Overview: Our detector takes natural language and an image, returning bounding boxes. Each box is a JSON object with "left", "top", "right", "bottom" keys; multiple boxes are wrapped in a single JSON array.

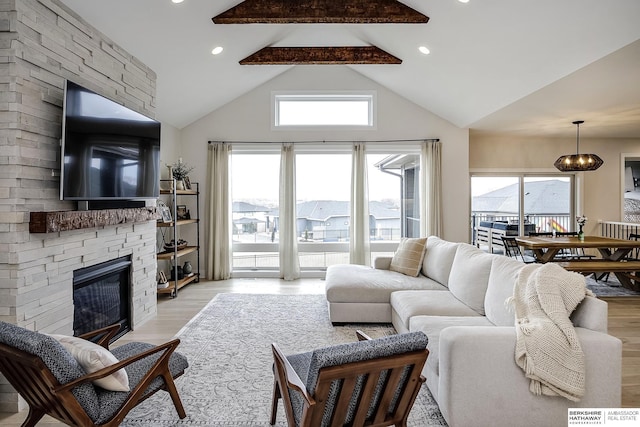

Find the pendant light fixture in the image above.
[{"left": 554, "top": 120, "right": 604, "bottom": 172}]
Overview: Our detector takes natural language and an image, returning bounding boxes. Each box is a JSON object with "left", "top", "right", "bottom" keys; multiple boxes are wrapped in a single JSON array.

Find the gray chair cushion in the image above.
[
  {"left": 97, "top": 342, "right": 189, "bottom": 424},
  {"left": 0, "top": 323, "right": 189, "bottom": 425},
  {"left": 285, "top": 331, "right": 428, "bottom": 426},
  {"left": 0, "top": 321, "right": 100, "bottom": 422}
]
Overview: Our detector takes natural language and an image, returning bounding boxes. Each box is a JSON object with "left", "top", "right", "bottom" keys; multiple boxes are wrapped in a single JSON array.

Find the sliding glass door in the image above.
[{"left": 471, "top": 174, "right": 575, "bottom": 250}]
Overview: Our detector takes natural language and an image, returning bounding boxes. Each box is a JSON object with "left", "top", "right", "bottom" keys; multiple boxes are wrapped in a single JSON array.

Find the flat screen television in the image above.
[{"left": 60, "top": 80, "right": 160, "bottom": 203}]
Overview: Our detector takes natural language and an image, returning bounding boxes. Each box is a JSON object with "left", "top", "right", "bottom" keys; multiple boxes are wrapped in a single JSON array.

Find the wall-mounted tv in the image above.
[{"left": 60, "top": 80, "right": 160, "bottom": 203}]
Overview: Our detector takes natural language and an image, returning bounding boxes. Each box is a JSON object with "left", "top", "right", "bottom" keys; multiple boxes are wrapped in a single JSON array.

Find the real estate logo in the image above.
[{"left": 568, "top": 409, "right": 639, "bottom": 426}]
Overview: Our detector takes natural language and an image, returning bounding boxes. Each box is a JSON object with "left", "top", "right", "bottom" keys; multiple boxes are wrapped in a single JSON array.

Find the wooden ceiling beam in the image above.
[
  {"left": 213, "top": 0, "right": 428, "bottom": 24},
  {"left": 239, "top": 46, "right": 402, "bottom": 65}
]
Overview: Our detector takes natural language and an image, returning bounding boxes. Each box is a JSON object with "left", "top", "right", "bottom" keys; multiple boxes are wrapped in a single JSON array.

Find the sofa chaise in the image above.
[{"left": 324, "top": 236, "right": 622, "bottom": 427}]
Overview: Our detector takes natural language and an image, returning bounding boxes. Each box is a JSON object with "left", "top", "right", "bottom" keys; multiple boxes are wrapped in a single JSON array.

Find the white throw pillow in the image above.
[
  {"left": 422, "top": 236, "right": 459, "bottom": 286},
  {"left": 49, "top": 334, "right": 130, "bottom": 392},
  {"left": 390, "top": 237, "right": 427, "bottom": 277},
  {"left": 485, "top": 256, "right": 529, "bottom": 326},
  {"left": 447, "top": 243, "right": 494, "bottom": 315}
]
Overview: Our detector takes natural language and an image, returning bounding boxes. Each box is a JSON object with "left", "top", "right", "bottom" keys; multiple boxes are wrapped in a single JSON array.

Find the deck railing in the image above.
[
  {"left": 599, "top": 221, "right": 640, "bottom": 239},
  {"left": 471, "top": 213, "right": 572, "bottom": 246}
]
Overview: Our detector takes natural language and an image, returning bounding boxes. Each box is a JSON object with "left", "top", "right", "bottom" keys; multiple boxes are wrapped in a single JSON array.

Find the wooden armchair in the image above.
[
  {"left": 0, "top": 322, "right": 188, "bottom": 427},
  {"left": 270, "top": 330, "right": 429, "bottom": 427}
]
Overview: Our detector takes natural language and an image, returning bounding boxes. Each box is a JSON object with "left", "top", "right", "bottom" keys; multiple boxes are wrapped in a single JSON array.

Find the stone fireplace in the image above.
[{"left": 0, "top": 0, "right": 159, "bottom": 412}]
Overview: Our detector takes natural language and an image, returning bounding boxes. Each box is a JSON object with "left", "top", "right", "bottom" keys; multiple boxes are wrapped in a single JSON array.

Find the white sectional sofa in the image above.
[{"left": 324, "top": 236, "right": 622, "bottom": 427}]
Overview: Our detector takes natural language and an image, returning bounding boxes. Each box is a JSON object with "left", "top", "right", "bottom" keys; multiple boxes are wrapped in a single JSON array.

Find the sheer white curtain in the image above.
[
  {"left": 279, "top": 144, "right": 300, "bottom": 280},
  {"left": 421, "top": 140, "right": 443, "bottom": 237},
  {"left": 206, "top": 143, "right": 232, "bottom": 280},
  {"left": 350, "top": 143, "right": 371, "bottom": 265}
]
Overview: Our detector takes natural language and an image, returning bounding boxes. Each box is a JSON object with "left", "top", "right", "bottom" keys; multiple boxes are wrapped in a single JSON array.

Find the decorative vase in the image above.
[
  {"left": 175, "top": 180, "right": 185, "bottom": 190},
  {"left": 170, "top": 265, "right": 183, "bottom": 281},
  {"left": 578, "top": 225, "right": 585, "bottom": 241},
  {"left": 182, "top": 261, "right": 193, "bottom": 275},
  {"left": 166, "top": 166, "right": 174, "bottom": 190}
]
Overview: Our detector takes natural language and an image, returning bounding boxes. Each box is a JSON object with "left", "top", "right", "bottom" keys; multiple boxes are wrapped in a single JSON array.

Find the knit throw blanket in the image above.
[{"left": 510, "top": 263, "right": 594, "bottom": 401}]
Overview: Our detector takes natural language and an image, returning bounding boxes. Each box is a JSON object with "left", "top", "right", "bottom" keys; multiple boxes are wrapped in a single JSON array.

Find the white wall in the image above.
[
  {"left": 160, "top": 122, "right": 182, "bottom": 180},
  {"left": 176, "top": 66, "right": 469, "bottom": 276}
]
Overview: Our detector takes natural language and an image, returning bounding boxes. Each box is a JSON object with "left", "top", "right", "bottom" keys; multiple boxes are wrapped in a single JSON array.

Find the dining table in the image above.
[{"left": 515, "top": 235, "right": 640, "bottom": 291}]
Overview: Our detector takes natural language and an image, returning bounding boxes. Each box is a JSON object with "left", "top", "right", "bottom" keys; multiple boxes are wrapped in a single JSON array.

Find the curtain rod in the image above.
[{"left": 208, "top": 138, "right": 439, "bottom": 144}]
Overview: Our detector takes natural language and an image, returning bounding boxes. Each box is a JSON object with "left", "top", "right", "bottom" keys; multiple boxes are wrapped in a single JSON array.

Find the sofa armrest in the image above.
[
  {"left": 571, "top": 295, "right": 607, "bottom": 333},
  {"left": 436, "top": 326, "right": 621, "bottom": 427},
  {"left": 374, "top": 256, "right": 392, "bottom": 270}
]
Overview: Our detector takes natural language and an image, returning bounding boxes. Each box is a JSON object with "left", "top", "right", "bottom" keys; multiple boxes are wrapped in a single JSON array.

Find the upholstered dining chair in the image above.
[
  {"left": 270, "top": 330, "right": 429, "bottom": 427},
  {"left": 0, "top": 322, "right": 188, "bottom": 427}
]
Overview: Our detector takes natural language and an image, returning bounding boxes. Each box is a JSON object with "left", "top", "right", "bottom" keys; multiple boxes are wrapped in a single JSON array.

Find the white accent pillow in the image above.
[
  {"left": 447, "top": 243, "right": 494, "bottom": 315},
  {"left": 422, "top": 236, "right": 459, "bottom": 286},
  {"left": 389, "top": 237, "right": 427, "bottom": 277},
  {"left": 49, "top": 334, "right": 130, "bottom": 392}
]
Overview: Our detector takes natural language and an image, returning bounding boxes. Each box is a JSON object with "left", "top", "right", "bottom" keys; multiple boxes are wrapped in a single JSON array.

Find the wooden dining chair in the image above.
[
  {"left": 270, "top": 331, "right": 429, "bottom": 427},
  {"left": 0, "top": 322, "right": 188, "bottom": 427}
]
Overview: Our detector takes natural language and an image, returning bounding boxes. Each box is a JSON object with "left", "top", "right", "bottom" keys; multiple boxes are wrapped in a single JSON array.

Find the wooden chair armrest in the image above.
[
  {"left": 271, "top": 343, "right": 315, "bottom": 406},
  {"left": 56, "top": 339, "right": 181, "bottom": 392},
  {"left": 77, "top": 324, "right": 121, "bottom": 349},
  {"left": 356, "top": 330, "right": 373, "bottom": 341}
]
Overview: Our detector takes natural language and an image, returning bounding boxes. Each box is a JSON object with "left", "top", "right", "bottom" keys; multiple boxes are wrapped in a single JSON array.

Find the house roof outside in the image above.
[
  {"left": 472, "top": 179, "right": 569, "bottom": 214},
  {"left": 269, "top": 200, "right": 400, "bottom": 221},
  {"left": 234, "top": 217, "right": 265, "bottom": 225},
  {"left": 232, "top": 201, "right": 271, "bottom": 213}
]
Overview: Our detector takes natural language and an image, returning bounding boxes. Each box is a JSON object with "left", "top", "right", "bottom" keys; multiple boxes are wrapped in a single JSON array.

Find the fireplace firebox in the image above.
[{"left": 73, "top": 256, "right": 132, "bottom": 341}]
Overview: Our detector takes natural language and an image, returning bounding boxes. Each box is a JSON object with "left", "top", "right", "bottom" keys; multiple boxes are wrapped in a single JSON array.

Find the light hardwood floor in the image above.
[{"left": 1, "top": 279, "right": 638, "bottom": 426}]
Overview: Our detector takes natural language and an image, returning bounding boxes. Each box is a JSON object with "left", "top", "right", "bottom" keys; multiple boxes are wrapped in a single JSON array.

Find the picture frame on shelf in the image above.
[
  {"left": 177, "top": 205, "right": 188, "bottom": 220},
  {"left": 158, "top": 200, "right": 172, "bottom": 223},
  {"left": 183, "top": 176, "right": 191, "bottom": 190}
]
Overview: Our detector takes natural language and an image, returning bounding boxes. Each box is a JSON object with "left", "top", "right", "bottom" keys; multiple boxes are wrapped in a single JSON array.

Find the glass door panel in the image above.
[
  {"left": 524, "top": 176, "right": 572, "bottom": 234},
  {"left": 231, "top": 153, "right": 280, "bottom": 270},
  {"left": 471, "top": 176, "right": 519, "bottom": 252}
]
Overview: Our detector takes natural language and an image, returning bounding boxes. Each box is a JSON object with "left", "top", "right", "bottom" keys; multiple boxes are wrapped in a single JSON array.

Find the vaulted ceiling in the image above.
[{"left": 58, "top": 0, "right": 640, "bottom": 138}]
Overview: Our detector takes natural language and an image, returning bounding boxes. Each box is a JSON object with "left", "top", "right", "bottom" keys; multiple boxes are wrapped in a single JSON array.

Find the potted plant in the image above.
[{"left": 168, "top": 159, "right": 194, "bottom": 190}]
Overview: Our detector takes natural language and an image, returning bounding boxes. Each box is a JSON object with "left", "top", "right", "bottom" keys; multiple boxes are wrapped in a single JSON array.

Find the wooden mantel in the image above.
[{"left": 29, "top": 207, "right": 159, "bottom": 233}]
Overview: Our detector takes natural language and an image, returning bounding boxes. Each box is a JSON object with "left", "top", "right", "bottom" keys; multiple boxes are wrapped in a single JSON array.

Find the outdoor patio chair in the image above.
[
  {"left": 0, "top": 322, "right": 188, "bottom": 427},
  {"left": 501, "top": 236, "right": 536, "bottom": 263},
  {"left": 270, "top": 330, "right": 429, "bottom": 427}
]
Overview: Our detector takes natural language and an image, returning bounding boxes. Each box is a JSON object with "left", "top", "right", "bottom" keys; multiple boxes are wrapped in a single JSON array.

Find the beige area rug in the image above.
[{"left": 121, "top": 293, "right": 447, "bottom": 426}]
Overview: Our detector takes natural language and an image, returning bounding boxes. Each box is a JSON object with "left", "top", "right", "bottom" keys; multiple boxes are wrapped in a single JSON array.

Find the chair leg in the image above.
[
  {"left": 163, "top": 373, "right": 187, "bottom": 419},
  {"left": 21, "top": 407, "right": 45, "bottom": 427},
  {"left": 270, "top": 379, "right": 281, "bottom": 425}
]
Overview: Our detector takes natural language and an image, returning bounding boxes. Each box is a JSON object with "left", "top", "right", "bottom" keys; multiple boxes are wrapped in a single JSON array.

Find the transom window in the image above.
[{"left": 273, "top": 93, "right": 375, "bottom": 127}]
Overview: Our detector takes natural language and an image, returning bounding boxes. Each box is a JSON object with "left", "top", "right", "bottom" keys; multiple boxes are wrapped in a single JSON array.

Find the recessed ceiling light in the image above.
[
  {"left": 458, "top": 0, "right": 470, "bottom": 3},
  {"left": 211, "top": 46, "right": 224, "bottom": 55},
  {"left": 418, "top": 46, "right": 430, "bottom": 55},
  {"left": 172, "top": 0, "right": 184, "bottom": 4}
]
